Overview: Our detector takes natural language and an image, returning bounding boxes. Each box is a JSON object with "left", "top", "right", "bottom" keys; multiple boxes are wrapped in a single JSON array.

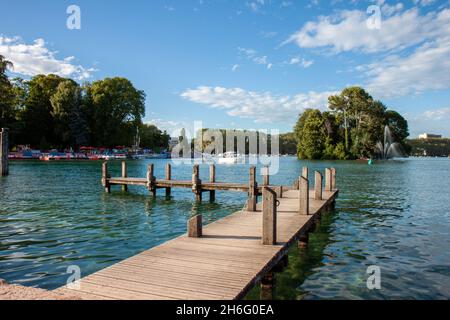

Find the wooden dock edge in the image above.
[{"left": 234, "top": 189, "right": 339, "bottom": 300}]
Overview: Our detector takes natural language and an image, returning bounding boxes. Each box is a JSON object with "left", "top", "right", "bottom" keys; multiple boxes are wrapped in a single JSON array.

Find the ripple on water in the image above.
[{"left": 1, "top": 158, "right": 450, "bottom": 299}]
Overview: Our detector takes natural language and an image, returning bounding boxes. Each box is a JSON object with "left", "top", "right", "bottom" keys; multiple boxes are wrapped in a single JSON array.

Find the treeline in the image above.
[
  {"left": 294, "top": 87, "right": 410, "bottom": 160},
  {"left": 194, "top": 129, "right": 274, "bottom": 154},
  {"left": 192, "top": 129, "right": 300, "bottom": 155},
  {"left": 408, "top": 138, "right": 450, "bottom": 157},
  {"left": 0, "top": 55, "right": 169, "bottom": 150}
]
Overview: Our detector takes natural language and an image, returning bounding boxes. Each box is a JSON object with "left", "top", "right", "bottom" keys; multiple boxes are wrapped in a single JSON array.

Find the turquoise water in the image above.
[{"left": 0, "top": 157, "right": 449, "bottom": 299}]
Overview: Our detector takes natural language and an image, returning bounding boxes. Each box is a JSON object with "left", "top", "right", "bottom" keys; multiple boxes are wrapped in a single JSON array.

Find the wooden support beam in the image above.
[
  {"left": 274, "top": 186, "right": 283, "bottom": 199},
  {"left": 121, "top": 161, "right": 128, "bottom": 192},
  {"left": 209, "top": 164, "right": 216, "bottom": 202},
  {"left": 260, "top": 272, "right": 274, "bottom": 300},
  {"left": 165, "top": 163, "right": 172, "bottom": 197},
  {"left": 325, "top": 168, "right": 332, "bottom": 191},
  {"left": 102, "top": 162, "right": 110, "bottom": 193},
  {"left": 298, "top": 232, "right": 309, "bottom": 249},
  {"left": 263, "top": 166, "right": 270, "bottom": 186},
  {"left": 0, "top": 128, "right": 9, "bottom": 177},
  {"left": 314, "top": 171, "right": 323, "bottom": 200},
  {"left": 147, "top": 164, "right": 156, "bottom": 196},
  {"left": 262, "top": 187, "right": 277, "bottom": 245},
  {"left": 192, "top": 165, "right": 202, "bottom": 202},
  {"left": 294, "top": 166, "right": 308, "bottom": 190},
  {"left": 247, "top": 166, "right": 257, "bottom": 212},
  {"left": 331, "top": 168, "right": 336, "bottom": 190},
  {"left": 299, "top": 176, "right": 309, "bottom": 215},
  {"left": 272, "top": 255, "right": 289, "bottom": 273},
  {"left": 187, "top": 214, "right": 202, "bottom": 238},
  {"left": 302, "top": 166, "right": 309, "bottom": 179}
]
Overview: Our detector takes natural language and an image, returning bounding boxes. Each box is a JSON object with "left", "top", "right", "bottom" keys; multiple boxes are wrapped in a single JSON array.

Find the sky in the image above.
[{"left": 1, "top": 0, "right": 450, "bottom": 138}]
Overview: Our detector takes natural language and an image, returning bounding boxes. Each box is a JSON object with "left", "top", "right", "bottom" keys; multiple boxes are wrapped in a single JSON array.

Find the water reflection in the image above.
[{"left": 0, "top": 158, "right": 449, "bottom": 299}]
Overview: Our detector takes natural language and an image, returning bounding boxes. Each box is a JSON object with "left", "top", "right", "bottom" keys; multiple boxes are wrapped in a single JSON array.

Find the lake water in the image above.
[{"left": 0, "top": 157, "right": 449, "bottom": 299}]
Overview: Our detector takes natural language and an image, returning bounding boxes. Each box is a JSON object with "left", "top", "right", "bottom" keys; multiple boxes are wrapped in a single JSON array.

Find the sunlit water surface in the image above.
[{"left": 0, "top": 157, "right": 449, "bottom": 299}]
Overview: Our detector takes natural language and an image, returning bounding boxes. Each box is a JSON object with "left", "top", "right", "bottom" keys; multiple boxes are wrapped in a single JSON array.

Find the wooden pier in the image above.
[
  {"left": 0, "top": 128, "right": 8, "bottom": 176},
  {"left": 55, "top": 163, "right": 338, "bottom": 300}
]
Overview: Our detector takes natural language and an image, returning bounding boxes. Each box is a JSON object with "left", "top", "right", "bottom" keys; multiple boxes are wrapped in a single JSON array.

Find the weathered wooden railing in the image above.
[
  {"left": 60, "top": 164, "right": 338, "bottom": 300},
  {"left": 187, "top": 165, "right": 337, "bottom": 247},
  {"left": 102, "top": 162, "right": 275, "bottom": 207}
]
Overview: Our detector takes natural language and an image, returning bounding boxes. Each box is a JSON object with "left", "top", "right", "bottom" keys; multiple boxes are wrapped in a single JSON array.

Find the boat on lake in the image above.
[{"left": 215, "top": 151, "right": 245, "bottom": 164}]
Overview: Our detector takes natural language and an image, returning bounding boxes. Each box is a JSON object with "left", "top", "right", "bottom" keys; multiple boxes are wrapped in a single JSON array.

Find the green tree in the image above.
[
  {"left": 0, "top": 55, "right": 15, "bottom": 129},
  {"left": 329, "top": 87, "right": 389, "bottom": 158},
  {"left": 294, "top": 109, "right": 326, "bottom": 159},
  {"left": 294, "top": 87, "right": 409, "bottom": 160},
  {"left": 83, "top": 77, "right": 145, "bottom": 147},
  {"left": 139, "top": 124, "right": 169, "bottom": 150},
  {"left": 329, "top": 87, "right": 374, "bottom": 152},
  {"left": 279, "top": 132, "right": 297, "bottom": 155},
  {"left": 50, "top": 80, "right": 89, "bottom": 148},
  {"left": 21, "top": 74, "right": 67, "bottom": 147},
  {"left": 385, "top": 110, "right": 409, "bottom": 143}
]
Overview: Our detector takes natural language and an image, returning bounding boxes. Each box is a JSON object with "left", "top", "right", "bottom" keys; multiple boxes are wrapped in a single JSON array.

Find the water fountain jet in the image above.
[{"left": 375, "top": 126, "right": 404, "bottom": 160}]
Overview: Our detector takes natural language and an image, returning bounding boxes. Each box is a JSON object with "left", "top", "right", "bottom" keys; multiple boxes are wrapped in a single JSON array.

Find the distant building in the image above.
[{"left": 419, "top": 133, "right": 442, "bottom": 139}]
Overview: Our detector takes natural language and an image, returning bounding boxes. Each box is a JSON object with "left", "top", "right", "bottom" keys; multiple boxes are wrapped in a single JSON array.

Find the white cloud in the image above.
[
  {"left": 284, "top": 7, "right": 450, "bottom": 98},
  {"left": 289, "top": 57, "right": 314, "bottom": 68},
  {"left": 238, "top": 47, "right": 273, "bottom": 69},
  {"left": 381, "top": 2, "right": 404, "bottom": 16},
  {"left": 365, "top": 36, "right": 450, "bottom": 97},
  {"left": 0, "top": 36, "right": 95, "bottom": 80},
  {"left": 413, "top": 0, "right": 436, "bottom": 7},
  {"left": 284, "top": 7, "right": 448, "bottom": 54},
  {"left": 231, "top": 64, "right": 240, "bottom": 72},
  {"left": 146, "top": 118, "right": 193, "bottom": 138},
  {"left": 423, "top": 107, "right": 450, "bottom": 120},
  {"left": 363, "top": 9, "right": 450, "bottom": 97},
  {"left": 180, "top": 86, "right": 337, "bottom": 123},
  {"left": 408, "top": 107, "right": 450, "bottom": 137}
]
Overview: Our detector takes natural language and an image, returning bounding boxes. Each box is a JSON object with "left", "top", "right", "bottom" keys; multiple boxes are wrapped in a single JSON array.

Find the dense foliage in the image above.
[
  {"left": 279, "top": 132, "right": 297, "bottom": 155},
  {"left": 0, "top": 55, "right": 168, "bottom": 150},
  {"left": 294, "top": 87, "right": 410, "bottom": 160},
  {"left": 408, "top": 138, "right": 450, "bottom": 157}
]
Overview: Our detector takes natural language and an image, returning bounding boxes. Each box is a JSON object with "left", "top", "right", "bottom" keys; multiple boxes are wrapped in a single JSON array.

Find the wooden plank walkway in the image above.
[{"left": 55, "top": 184, "right": 338, "bottom": 300}]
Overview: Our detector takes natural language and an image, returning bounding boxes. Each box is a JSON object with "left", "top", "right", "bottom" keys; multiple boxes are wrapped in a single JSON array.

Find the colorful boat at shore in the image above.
[
  {"left": 39, "top": 152, "right": 89, "bottom": 161},
  {"left": 8, "top": 150, "right": 42, "bottom": 160}
]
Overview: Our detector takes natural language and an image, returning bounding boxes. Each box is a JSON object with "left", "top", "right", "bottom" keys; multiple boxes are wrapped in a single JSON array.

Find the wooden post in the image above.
[
  {"left": 331, "top": 168, "right": 336, "bottom": 190},
  {"left": 294, "top": 166, "right": 308, "bottom": 189},
  {"left": 147, "top": 164, "right": 156, "bottom": 197},
  {"left": 165, "top": 163, "right": 171, "bottom": 197},
  {"left": 298, "top": 233, "right": 309, "bottom": 249},
  {"left": 192, "top": 165, "right": 202, "bottom": 202},
  {"left": 263, "top": 166, "right": 270, "bottom": 186},
  {"left": 274, "top": 186, "right": 283, "bottom": 199},
  {"left": 209, "top": 164, "right": 216, "bottom": 202},
  {"left": 247, "top": 166, "right": 257, "bottom": 212},
  {"left": 325, "top": 168, "right": 332, "bottom": 191},
  {"left": 188, "top": 214, "right": 202, "bottom": 238},
  {"left": 299, "top": 176, "right": 309, "bottom": 215},
  {"left": 0, "top": 128, "right": 9, "bottom": 176},
  {"left": 121, "top": 161, "right": 128, "bottom": 192},
  {"left": 260, "top": 272, "right": 274, "bottom": 300},
  {"left": 102, "top": 162, "right": 110, "bottom": 193},
  {"left": 314, "top": 171, "right": 323, "bottom": 200},
  {"left": 302, "top": 166, "right": 308, "bottom": 179},
  {"left": 262, "top": 187, "right": 277, "bottom": 245}
]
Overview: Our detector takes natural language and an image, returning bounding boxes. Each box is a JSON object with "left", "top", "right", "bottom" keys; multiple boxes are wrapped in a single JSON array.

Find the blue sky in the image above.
[{"left": 1, "top": 0, "right": 450, "bottom": 137}]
